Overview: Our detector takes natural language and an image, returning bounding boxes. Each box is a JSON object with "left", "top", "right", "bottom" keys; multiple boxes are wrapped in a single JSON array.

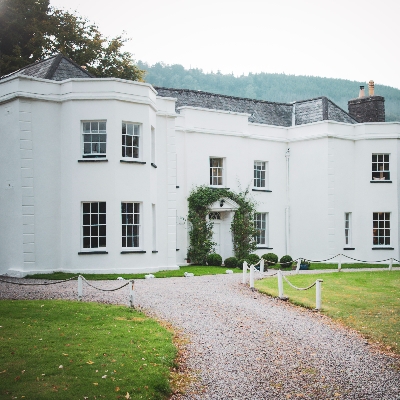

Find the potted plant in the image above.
[{"left": 299, "top": 259, "right": 310, "bottom": 270}]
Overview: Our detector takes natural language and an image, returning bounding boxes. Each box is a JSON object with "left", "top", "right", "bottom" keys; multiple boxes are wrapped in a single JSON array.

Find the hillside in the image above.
[{"left": 137, "top": 61, "right": 400, "bottom": 122}]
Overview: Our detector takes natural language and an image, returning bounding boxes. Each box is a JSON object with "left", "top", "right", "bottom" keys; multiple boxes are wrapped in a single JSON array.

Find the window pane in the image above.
[
  {"left": 83, "top": 122, "right": 91, "bottom": 133},
  {"left": 91, "top": 122, "right": 98, "bottom": 132},
  {"left": 91, "top": 237, "right": 98, "bottom": 248},
  {"left": 127, "top": 124, "right": 133, "bottom": 136},
  {"left": 99, "top": 122, "right": 106, "bottom": 132},
  {"left": 99, "top": 202, "right": 106, "bottom": 213}
]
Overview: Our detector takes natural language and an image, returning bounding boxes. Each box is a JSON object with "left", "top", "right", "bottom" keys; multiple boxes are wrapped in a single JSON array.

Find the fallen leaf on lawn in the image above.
[
  {"left": 115, "top": 386, "right": 120, "bottom": 392},
  {"left": 93, "top": 382, "right": 98, "bottom": 386},
  {"left": 15, "top": 376, "right": 20, "bottom": 381},
  {"left": 125, "top": 392, "right": 130, "bottom": 399},
  {"left": 86, "top": 361, "right": 94, "bottom": 365},
  {"left": 21, "top": 370, "right": 25, "bottom": 374},
  {"left": 59, "top": 365, "right": 63, "bottom": 369},
  {"left": 0, "top": 370, "right": 6, "bottom": 374},
  {"left": 102, "top": 375, "right": 107, "bottom": 379},
  {"left": 62, "top": 353, "right": 68, "bottom": 356}
]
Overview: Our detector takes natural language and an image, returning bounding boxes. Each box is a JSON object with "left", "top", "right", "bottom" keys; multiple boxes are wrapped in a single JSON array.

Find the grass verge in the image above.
[
  {"left": 25, "top": 266, "right": 241, "bottom": 281},
  {"left": 255, "top": 271, "right": 400, "bottom": 354},
  {"left": 0, "top": 300, "right": 177, "bottom": 399}
]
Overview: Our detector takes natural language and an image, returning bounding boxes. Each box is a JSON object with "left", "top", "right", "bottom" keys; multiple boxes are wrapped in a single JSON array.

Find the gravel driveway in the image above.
[{"left": 1, "top": 272, "right": 399, "bottom": 399}]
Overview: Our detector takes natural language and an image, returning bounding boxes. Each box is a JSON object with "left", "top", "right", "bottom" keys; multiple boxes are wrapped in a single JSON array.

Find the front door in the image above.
[{"left": 212, "top": 222, "right": 221, "bottom": 255}]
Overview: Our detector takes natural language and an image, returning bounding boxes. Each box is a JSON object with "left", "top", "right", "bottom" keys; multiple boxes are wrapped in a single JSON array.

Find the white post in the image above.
[
  {"left": 78, "top": 275, "right": 83, "bottom": 301},
  {"left": 277, "top": 270, "right": 284, "bottom": 299},
  {"left": 260, "top": 258, "right": 264, "bottom": 273},
  {"left": 249, "top": 264, "right": 255, "bottom": 289},
  {"left": 129, "top": 280, "right": 134, "bottom": 308},
  {"left": 389, "top": 258, "right": 393, "bottom": 271},
  {"left": 242, "top": 261, "right": 248, "bottom": 284},
  {"left": 315, "top": 279, "right": 323, "bottom": 310},
  {"left": 338, "top": 254, "right": 342, "bottom": 272},
  {"left": 296, "top": 259, "right": 301, "bottom": 274}
]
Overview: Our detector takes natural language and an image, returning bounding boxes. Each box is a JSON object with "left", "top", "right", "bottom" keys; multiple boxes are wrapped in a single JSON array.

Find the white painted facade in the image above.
[{"left": 1, "top": 75, "right": 399, "bottom": 276}]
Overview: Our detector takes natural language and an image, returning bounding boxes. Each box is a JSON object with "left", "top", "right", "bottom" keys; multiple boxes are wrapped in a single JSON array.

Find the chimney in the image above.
[
  {"left": 348, "top": 81, "right": 385, "bottom": 123},
  {"left": 369, "top": 80, "right": 374, "bottom": 96}
]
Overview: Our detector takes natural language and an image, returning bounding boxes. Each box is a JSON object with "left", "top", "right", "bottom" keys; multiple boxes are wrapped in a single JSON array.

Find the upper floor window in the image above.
[
  {"left": 82, "top": 121, "right": 106, "bottom": 158},
  {"left": 344, "top": 212, "right": 352, "bottom": 247},
  {"left": 254, "top": 161, "right": 266, "bottom": 188},
  {"left": 254, "top": 212, "right": 268, "bottom": 246},
  {"left": 122, "top": 123, "right": 140, "bottom": 159},
  {"left": 372, "top": 154, "right": 390, "bottom": 180},
  {"left": 373, "top": 212, "right": 390, "bottom": 246},
  {"left": 210, "top": 157, "right": 224, "bottom": 186},
  {"left": 121, "top": 202, "right": 140, "bottom": 248},
  {"left": 82, "top": 202, "right": 106, "bottom": 249}
]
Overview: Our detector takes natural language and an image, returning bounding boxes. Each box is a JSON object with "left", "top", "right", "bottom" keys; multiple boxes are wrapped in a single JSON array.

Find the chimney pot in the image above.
[
  {"left": 359, "top": 86, "right": 365, "bottom": 98},
  {"left": 369, "top": 80, "right": 375, "bottom": 96}
]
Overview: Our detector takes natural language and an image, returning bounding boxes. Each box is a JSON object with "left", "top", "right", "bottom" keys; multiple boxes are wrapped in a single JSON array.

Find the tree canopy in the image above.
[{"left": 0, "top": 0, "right": 145, "bottom": 81}]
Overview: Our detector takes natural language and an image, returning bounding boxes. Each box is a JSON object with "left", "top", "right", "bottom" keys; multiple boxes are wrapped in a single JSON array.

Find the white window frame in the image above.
[
  {"left": 254, "top": 212, "right": 268, "bottom": 247},
  {"left": 344, "top": 212, "right": 352, "bottom": 247},
  {"left": 121, "top": 202, "right": 141, "bottom": 249},
  {"left": 372, "top": 154, "right": 390, "bottom": 181},
  {"left": 373, "top": 212, "right": 390, "bottom": 246},
  {"left": 210, "top": 157, "right": 224, "bottom": 187},
  {"left": 82, "top": 121, "right": 107, "bottom": 158},
  {"left": 254, "top": 161, "right": 267, "bottom": 188},
  {"left": 82, "top": 201, "right": 106, "bottom": 249},
  {"left": 122, "top": 122, "right": 141, "bottom": 160}
]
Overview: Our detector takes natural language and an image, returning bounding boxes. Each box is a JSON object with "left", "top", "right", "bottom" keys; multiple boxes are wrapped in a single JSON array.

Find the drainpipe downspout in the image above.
[{"left": 285, "top": 148, "right": 290, "bottom": 255}]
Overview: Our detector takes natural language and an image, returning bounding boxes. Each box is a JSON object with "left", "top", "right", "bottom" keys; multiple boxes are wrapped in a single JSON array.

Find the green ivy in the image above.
[{"left": 187, "top": 186, "right": 257, "bottom": 264}]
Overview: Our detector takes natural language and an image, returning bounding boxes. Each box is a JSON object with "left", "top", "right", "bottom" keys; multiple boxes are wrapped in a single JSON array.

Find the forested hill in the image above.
[{"left": 137, "top": 61, "right": 400, "bottom": 122}]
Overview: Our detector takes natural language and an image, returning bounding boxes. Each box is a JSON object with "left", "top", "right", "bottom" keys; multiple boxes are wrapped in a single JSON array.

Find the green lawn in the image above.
[
  {"left": 266, "top": 262, "right": 397, "bottom": 270},
  {"left": 255, "top": 271, "right": 400, "bottom": 354},
  {"left": 25, "top": 266, "right": 241, "bottom": 281},
  {"left": 0, "top": 300, "right": 177, "bottom": 399}
]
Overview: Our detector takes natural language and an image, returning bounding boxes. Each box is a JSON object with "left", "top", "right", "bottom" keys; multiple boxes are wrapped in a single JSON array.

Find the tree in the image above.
[
  {"left": 0, "top": 0, "right": 145, "bottom": 81},
  {"left": 0, "top": 0, "right": 51, "bottom": 75}
]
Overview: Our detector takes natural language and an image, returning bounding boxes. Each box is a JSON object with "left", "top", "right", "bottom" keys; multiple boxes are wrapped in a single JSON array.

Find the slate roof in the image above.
[
  {"left": 155, "top": 87, "right": 359, "bottom": 126},
  {"left": 1, "top": 53, "right": 93, "bottom": 81}
]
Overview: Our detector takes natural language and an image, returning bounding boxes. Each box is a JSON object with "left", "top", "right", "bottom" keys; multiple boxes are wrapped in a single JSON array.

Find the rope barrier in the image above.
[
  {"left": 282, "top": 275, "right": 317, "bottom": 291},
  {"left": 0, "top": 276, "right": 78, "bottom": 286},
  {"left": 81, "top": 276, "right": 130, "bottom": 292}
]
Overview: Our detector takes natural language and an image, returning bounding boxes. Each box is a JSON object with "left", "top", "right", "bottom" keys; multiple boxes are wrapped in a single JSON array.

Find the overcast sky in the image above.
[{"left": 50, "top": 0, "right": 400, "bottom": 89}]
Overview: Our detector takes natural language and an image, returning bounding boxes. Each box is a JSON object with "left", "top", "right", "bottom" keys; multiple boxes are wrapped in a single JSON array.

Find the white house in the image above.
[{"left": 1, "top": 54, "right": 399, "bottom": 276}]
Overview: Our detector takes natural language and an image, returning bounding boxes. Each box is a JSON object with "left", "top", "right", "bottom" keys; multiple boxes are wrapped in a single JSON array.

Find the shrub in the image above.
[
  {"left": 262, "top": 253, "right": 278, "bottom": 266},
  {"left": 247, "top": 253, "right": 260, "bottom": 265},
  {"left": 279, "top": 255, "right": 293, "bottom": 269},
  {"left": 207, "top": 253, "right": 222, "bottom": 266},
  {"left": 237, "top": 258, "right": 249, "bottom": 269},
  {"left": 224, "top": 257, "right": 238, "bottom": 269}
]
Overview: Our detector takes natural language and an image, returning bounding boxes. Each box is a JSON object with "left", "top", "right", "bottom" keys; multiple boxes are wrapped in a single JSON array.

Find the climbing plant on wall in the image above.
[{"left": 187, "top": 185, "right": 257, "bottom": 264}]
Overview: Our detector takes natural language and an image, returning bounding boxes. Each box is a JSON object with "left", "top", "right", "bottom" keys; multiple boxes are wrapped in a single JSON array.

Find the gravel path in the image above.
[{"left": 1, "top": 272, "right": 399, "bottom": 399}]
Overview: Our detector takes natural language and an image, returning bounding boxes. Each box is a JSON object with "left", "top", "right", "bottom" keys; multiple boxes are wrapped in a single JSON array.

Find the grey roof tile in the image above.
[{"left": 1, "top": 54, "right": 93, "bottom": 81}]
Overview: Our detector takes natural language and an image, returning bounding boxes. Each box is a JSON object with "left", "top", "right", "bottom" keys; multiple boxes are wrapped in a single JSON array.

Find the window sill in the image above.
[
  {"left": 343, "top": 247, "right": 355, "bottom": 250},
  {"left": 257, "top": 247, "right": 273, "bottom": 249},
  {"left": 370, "top": 180, "right": 392, "bottom": 183},
  {"left": 209, "top": 186, "right": 230, "bottom": 190},
  {"left": 252, "top": 189, "right": 272, "bottom": 192},
  {"left": 78, "top": 159, "right": 108, "bottom": 163},
  {"left": 120, "top": 160, "right": 146, "bottom": 164},
  {"left": 121, "top": 250, "right": 146, "bottom": 254},
  {"left": 152, "top": 250, "right": 158, "bottom": 253},
  {"left": 151, "top": 163, "right": 157, "bottom": 168},
  {"left": 372, "top": 247, "right": 394, "bottom": 250},
  {"left": 78, "top": 251, "right": 108, "bottom": 254}
]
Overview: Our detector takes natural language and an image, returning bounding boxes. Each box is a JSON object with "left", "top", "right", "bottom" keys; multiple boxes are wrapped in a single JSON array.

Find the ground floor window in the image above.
[
  {"left": 122, "top": 202, "right": 140, "bottom": 248},
  {"left": 254, "top": 212, "right": 268, "bottom": 246},
  {"left": 82, "top": 202, "right": 106, "bottom": 248},
  {"left": 373, "top": 212, "right": 390, "bottom": 246}
]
